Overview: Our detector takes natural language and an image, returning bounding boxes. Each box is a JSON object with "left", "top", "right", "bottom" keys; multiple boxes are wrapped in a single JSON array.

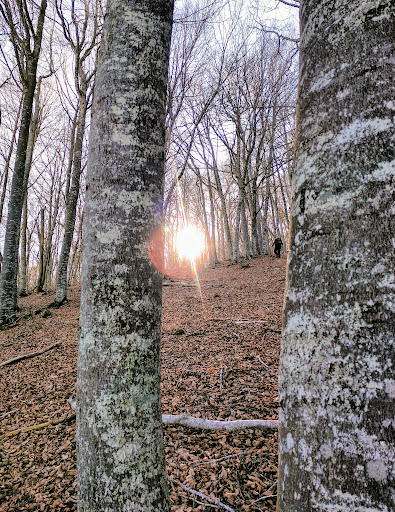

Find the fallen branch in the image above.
[
  {"left": 0, "top": 342, "right": 61, "bottom": 367},
  {"left": 0, "top": 408, "right": 20, "bottom": 420},
  {"left": 163, "top": 414, "right": 278, "bottom": 431},
  {"left": 0, "top": 413, "right": 76, "bottom": 440},
  {"left": 7, "top": 409, "right": 277, "bottom": 439},
  {"left": 170, "top": 478, "right": 235, "bottom": 512},
  {"left": 250, "top": 481, "right": 277, "bottom": 506},
  {"left": 179, "top": 493, "right": 220, "bottom": 509},
  {"left": 250, "top": 494, "right": 277, "bottom": 505}
]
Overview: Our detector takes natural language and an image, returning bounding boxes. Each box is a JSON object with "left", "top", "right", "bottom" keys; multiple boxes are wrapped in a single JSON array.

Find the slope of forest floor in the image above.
[{"left": 0, "top": 255, "right": 287, "bottom": 512}]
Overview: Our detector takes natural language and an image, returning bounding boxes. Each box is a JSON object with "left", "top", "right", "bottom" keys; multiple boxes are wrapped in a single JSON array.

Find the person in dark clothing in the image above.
[{"left": 273, "top": 237, "right": 283, "bottom": 258}]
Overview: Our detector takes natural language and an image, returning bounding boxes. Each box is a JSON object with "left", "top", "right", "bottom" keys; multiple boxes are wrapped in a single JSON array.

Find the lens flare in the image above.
[{"left": 174, "top": 225, "right": 205, "bottom": 261}]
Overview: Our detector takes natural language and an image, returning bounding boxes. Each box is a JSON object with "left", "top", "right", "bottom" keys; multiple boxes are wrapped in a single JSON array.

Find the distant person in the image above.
[{"left": 272, "top": 237, "right": 283, "bottom": 258}]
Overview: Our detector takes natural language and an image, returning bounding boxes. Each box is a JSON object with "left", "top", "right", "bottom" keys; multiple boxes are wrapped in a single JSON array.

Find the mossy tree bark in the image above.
[
  {"left": 76, "top": 1, "right": 174, "bottom": 511},
  {"left": 278, "top": 1, "right": 395, "bottom": 511}
]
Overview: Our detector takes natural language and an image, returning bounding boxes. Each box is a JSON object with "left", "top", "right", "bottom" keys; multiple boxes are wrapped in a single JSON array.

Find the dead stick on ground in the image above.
[
  {"left": 3, "top": 411, "right": 277, "bottom": 439},
  {"left": 179, "top": 494, "right": 219, "bottom": 509},
  {"left": 163, "top": 414, "right": 278, "bottom": 431},
  {"left": 0, "top": 408, "right": 20, "bottom": 420},
  {"left": 170, "top": 478, "right": 235, "bottom": 512},
  {"left": 179, "top": 494, "right": 220, "bottom": 509},
  {"left": 0, "top": 342, "right": 61, "bottom": 367},
  {"left": 250, "top": 494, "right": 277, "bottom": 505}
]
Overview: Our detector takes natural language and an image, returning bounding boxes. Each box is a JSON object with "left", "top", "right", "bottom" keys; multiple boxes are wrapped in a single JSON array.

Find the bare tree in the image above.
[
  {"left": 0, "top": 0, "right": 47, "bottom": 323},
  {"left": 54, "top": 0, "right": 100, "bottom": 305}
]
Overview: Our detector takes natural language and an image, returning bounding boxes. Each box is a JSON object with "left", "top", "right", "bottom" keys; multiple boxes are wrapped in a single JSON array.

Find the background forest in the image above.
[{"left": 0, "top": 0, "right": 298, "bottom": 297}]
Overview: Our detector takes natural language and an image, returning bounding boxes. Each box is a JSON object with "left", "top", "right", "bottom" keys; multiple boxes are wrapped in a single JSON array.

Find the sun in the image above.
[{"left": 174, "top": 225, "right": 205, "bottom": 261}]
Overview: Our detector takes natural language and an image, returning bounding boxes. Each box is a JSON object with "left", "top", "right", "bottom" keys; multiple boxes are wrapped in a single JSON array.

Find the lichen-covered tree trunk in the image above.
[
  {"left": 278, "top": 1, "right": 395, "bottom": 511},
  {"left": 232, "top": 197, "right": 241, "bottom": 263},
  {"left": 18, "top": 192, "right": 28, "bottom": 296},
  {"left": 76, "top": 1, "right": 174, "bottom": 511},
  {"left": 0, "top": 81, "right": 38, "bottom": 321},
  {"left": 0, "top": 0, "right": 47, "bottom": 323},
  {"left": 240, "top": 194, "right": 251, "bottom": 259},
  {"left": 55, "top": 99, "right": 88, "bottom": 304},
  {"left": 0, "top": 97, "right": 22, "bottom": 226},
  {"left": 206, "top": 170, "right": 218, "bottom": 264}
]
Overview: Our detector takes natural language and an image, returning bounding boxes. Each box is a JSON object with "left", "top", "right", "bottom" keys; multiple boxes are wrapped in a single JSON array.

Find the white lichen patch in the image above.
[
  {"left": 286, "top": 432, "right": 295, "bottom": 451},
  {"left": 96, "top": 225, "right": 122, "bottom": 244},
  {"left": 366, "top": 459, "right": 388, "bottom": 482},
  {"left": 115, "top": 189, "right": 156, "bottom": 212},
  {"left": 309, "top": 69, "right": 336, "bottom": 93},
  {"left": 334, "top": 117, "right": 393, "bottom": 147},
  {"left": 370, "top": 158, "right": 395, "bottom": 181},
  {"left": 110, "top": 125, "right": 134, "bottom": 146},
  {"left": 384, "top": 379, "right": 395, "bottom": 398}
]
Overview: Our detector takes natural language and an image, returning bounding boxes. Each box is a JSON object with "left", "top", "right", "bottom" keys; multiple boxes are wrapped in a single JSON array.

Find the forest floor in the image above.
[{"left": 0, "top": 254, "right": 287, "bottom": 512}]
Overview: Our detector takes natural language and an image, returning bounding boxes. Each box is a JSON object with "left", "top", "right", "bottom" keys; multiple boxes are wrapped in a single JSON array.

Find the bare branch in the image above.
[{"left": 278, "top": 0, "right": 300, "bottom": 8}]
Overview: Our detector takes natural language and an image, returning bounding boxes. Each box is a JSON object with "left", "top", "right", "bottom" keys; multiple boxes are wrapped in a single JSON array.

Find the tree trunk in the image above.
[
  {"left": 0, "top": 97, "right": 23, "bottom": 226},
  {"left": 0, "top": 0, "right": 47, "bottom": 323},
  {"left": 278, "top": 2, "right": 395, "bottom": 511},
  {"left": 206, "top": 170, "right": 218, "bottom": 264},
  {"left": 197, "top": 168, "right": 212, "bottom": 262},
  {"left": 276, "top": 164, "right": 290, "bottom": 228},
  {"left": 240, "top": 195, "right": 251, "bottom": 259},
  {"left": 212, "top": 162, "right": 232, "bottom": 259},
  {"left": 0, "top": 82, "right": 37, "bottom": 321},
  {"left": 37, "top": 208, "right": 45, "bottom": 292},
  {"left": 68, "top": 212, "right": 83, "bottom": 285},
  {"left": 232, "top": 197, "right": 241, "bottom": 263},
  {"left": 77, "top": 2, "right": 174, "bottom": 511},
  {"left": 261, "top": 180, "right": 270, "bottom": 255},
  {"left": 42, "top": 178, "right": 61, "bottom": 291},
  {"left": 18, "top": 192, "right": 28, "bottom": 296},
  {"left": 55, "top": 99, "right": 88, "bottom": 304}
]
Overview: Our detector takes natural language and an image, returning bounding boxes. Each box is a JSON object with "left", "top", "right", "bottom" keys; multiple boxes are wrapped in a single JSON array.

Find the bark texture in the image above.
[
  {"left": 278, "top": 1, "right": 395, "bottom": 511},
  {"left": 76, "top": 1, "right": 174, "bottom": 511}
]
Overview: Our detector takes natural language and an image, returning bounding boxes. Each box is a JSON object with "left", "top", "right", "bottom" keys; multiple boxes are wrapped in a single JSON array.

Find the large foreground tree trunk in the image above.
[
  {"left": 77, "top": 1, "right": 174, "bottom": 511},
  {"left": 278, "top": 1, "right": 395, "bottom": 511}
]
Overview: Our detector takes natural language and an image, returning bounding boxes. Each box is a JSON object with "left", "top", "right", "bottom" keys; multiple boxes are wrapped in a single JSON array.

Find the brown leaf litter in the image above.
[{"left": 0, "top": 255, "right": 287, "bottom": 511}]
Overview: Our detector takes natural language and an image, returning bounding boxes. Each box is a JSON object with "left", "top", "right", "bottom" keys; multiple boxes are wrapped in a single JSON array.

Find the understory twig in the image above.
[
  {"left": 0, "top": 342, "right": 61, "bottom": 367},
  {"left": 170, "top": 478, "right": 235, "bottom": 512}
]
